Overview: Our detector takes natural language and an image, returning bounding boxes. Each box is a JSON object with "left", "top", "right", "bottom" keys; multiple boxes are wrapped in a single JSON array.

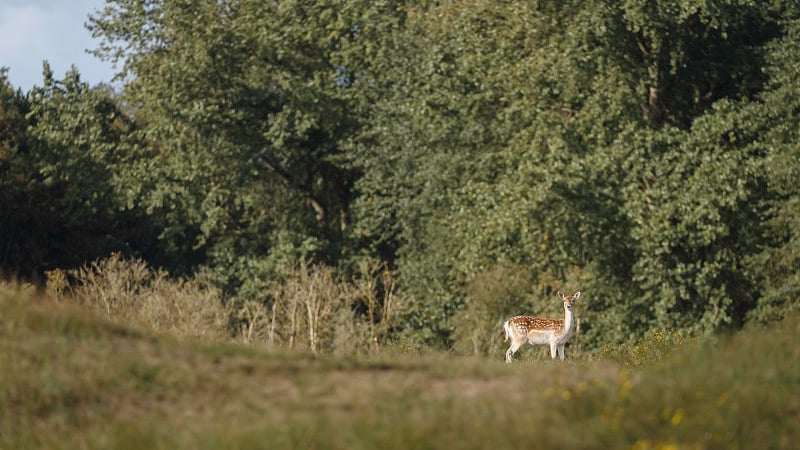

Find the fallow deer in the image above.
[{"left": 503, "top": 291, "right": 581, "bottom": 362}]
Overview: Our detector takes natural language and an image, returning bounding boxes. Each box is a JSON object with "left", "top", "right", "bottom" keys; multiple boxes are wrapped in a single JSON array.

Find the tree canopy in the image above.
[{"left": 2, "top": 0, "right": 799, "bottom": 351}]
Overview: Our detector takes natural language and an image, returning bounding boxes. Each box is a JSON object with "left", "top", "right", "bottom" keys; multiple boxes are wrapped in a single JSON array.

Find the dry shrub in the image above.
[
  {"left": 265, "top": 263, "right": 353, "bottom": 354},
  {"left": 236, "top": 261, "right": 397, "bottom": 355},
  {"left": 52, "top": 253, "right": 230, "bottom": 341},
  {"left": 352, "top": 260, "right": 397, "bottom": 351},
  {"left": 43, "top": 254, "right": 399, "bottom": 353},
  {"left": 0, "top": 278, "right": 37, "bottom": 299}
]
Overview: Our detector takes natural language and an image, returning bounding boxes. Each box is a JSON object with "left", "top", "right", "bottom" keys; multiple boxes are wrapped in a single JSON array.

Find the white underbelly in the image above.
[{"left": 527, "top": 330, "right": 555, "bottom": 345}]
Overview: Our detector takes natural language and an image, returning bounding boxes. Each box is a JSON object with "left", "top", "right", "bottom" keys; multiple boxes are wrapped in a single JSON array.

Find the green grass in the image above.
[{"left": 1, "top": 287, "right": 798, "bottom": 449}]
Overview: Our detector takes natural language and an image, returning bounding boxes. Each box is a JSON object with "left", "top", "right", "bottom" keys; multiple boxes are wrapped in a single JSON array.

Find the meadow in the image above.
[{"left": 1, "top": 277, "right": 798, "bottom": 450}]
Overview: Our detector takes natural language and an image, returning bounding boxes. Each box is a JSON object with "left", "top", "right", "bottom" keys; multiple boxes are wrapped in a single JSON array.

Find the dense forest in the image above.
[{"left": 2, "top": 0, "right": 799, "bottom": 352}]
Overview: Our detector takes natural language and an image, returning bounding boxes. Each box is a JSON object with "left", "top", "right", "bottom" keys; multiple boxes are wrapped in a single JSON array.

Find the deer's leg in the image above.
[
  {"left": 549, "top": 341, "right": 558, "bottom": 359},
  {"left": 557, "top": 344, "right": 565, "bottom": 360},
  {"left": 506, "top": 339, "right": 523, "bottom": 363}
]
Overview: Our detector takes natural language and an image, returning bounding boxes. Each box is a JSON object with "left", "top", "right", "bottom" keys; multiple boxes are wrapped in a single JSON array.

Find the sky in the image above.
[{"left": 0, "top": 0, "right": 115, "bottom": 92}]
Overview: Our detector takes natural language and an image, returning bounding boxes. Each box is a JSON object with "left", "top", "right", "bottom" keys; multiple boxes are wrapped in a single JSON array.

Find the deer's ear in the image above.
[
  {"left": 573, "top": 291, "right": 581, "bottom": 301},
  {"left": 557, "top": 291, "right": 566, "bottom": 301}
]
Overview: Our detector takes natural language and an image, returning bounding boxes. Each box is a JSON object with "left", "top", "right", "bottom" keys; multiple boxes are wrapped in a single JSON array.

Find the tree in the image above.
[
  {"left": 743, "top": 10, "right": 800, "bottom": 323},
  {"left": 346, "top": 0, "right": 783, "bottom": 347},
  {"left": 75, "top": 0, "right": 798, "bottom": 349},
  {"left": 1, "top": 65, "right": 138, "bottom": 277},
  {"left": 0, "top": 68, "right": 35, "bottom": 275},
  {"left": 27, "top": 64, "right": 142, "bottom": 271},
  {"left": 88, "top": 0, "right": 395, "bottom": 294}
]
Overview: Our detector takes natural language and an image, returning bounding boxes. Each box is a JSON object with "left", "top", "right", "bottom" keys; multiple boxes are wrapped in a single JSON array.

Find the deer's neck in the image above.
[{"left": 563, "top": 307, "right": 575, "bottom": 334}]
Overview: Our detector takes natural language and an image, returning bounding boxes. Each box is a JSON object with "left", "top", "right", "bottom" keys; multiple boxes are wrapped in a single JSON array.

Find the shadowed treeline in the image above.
[{"left": 2, "top": 1, "right": 800, "bottom": 352}]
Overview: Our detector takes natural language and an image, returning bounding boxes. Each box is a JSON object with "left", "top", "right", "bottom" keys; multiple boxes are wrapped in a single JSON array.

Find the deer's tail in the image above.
[{"left": 503, "top": 320, "right": 510, "bottom": 342}]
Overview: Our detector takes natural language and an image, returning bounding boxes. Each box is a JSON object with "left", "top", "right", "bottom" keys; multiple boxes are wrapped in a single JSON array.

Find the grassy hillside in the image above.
[{"left": 1, "top": 285, "right": 798, "bottom": 449}]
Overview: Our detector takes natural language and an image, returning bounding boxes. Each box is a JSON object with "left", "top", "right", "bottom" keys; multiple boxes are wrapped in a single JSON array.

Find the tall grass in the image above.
[{"left": 2, "top": 281, "right": 798, "bottom": 449}]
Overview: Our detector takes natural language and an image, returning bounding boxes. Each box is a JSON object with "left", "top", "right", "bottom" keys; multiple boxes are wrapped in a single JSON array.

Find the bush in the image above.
[
  {"left": 43, "top": 254, "right": 400, "bottom": 354},
  {"left": 595, "top": 328, "right": 688, "bottom": 370},
  {"left": 48, "top": 253, "right": 230, "bottom": 341},
  {"left": 234, "top": 260, "right": 397, "bottom": 355}
]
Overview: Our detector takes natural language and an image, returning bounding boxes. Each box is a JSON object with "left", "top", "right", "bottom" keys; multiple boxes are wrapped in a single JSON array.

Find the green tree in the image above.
[
  {"left": 0, "top": 69, "right": 35, "bottom": 275},
  {"left": 25, "top": 64, "right": 142, "bottom": 272},
  {"left": 88, "top": 0, "right": 405, "bottom": 297},
  {"left": 75, "top": 0, "right": 797, "bottom": 350},
  {"left": 1, "top": 65, "right": 137, "bottom": 277},
  {"left": 347, "top": 0, "right": 783, "bottom": 348},
  {"left": 743, "top": 11, "right": 800, "bottom": 323}
]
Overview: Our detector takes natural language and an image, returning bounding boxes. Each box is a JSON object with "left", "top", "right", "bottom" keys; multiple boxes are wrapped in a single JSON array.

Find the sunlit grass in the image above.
[
  {"left": 2, "top": 283, "right": 798, "bottom": 449},
  {"left": 596, "top": 328, "right": 688, "bottom": 369}
]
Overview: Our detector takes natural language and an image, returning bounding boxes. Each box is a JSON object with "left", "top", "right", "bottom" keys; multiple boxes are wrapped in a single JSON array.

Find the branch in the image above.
[{"left": 257, "top": 155, "right": 327, "bottom": 223}]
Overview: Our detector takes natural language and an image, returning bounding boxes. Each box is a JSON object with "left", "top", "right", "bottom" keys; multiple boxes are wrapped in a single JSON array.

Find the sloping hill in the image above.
[{"left": 1, "top": 287, "right": 798, "bottom": 449}]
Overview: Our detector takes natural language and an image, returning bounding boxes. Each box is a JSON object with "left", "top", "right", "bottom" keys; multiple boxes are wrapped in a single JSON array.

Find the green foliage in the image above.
[
  {"left": 615, "top": 110, "right": 767, "bottom": 335},
  {"left": 1, "top": 65, "right": 144, "bottom": 276},
  {"left": 88, "top": 0, "right": 375, "bottom": 286},
  {"left": 596, "top": 328, "right": 687, "bottom": 370},
  {"left": 343, "top": 0, "right": 790, "bottom": 347},
  {"left": 27, "top": 66, "right": 128, "bottom": 227},
  {"left": 2, "top": 0, "right": 800, "bottom": 351},
  {"left": 452, "top": 263, "right": 533, "bottom": 357},
  {"left": 743, "top": 12, "right": 800, "bottom": 324},
  {"left": 0, "top": 69, "right": 34, "bottom": 273}
]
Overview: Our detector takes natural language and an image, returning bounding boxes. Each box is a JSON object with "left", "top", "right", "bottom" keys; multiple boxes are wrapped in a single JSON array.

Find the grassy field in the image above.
[{"left": 1, "top": 286, "right": 798, "bottom": 450}]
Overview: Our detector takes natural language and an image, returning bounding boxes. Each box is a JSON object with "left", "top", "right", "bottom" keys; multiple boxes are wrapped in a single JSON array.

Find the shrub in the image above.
[
  {"left": 595, "top": 328, "right": 688, "bottom": 369},
  {"left": 50, "top": 253, "right": 230, "bottom": 341},
  {"left": 43, "top": 254, "right": 400, "bottom": 354},
  {"left": 234, "top": 260, "right": 397, "bottom": 355}
]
